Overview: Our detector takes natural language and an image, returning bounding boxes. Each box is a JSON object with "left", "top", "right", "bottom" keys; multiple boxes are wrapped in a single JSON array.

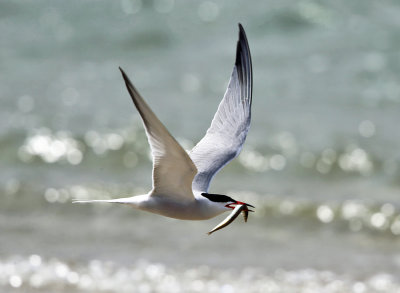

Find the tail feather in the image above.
[
  {"left": 72, "top": 199, "right": 128, "bottom": 204},
  {"left": 73, "top": 195, "right": 145, "bottom": 208}
]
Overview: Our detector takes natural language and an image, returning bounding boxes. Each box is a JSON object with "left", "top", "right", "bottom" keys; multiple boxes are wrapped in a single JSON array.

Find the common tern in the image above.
[{"left": 74, "top": 23, "right": 254, "bottom": 234}]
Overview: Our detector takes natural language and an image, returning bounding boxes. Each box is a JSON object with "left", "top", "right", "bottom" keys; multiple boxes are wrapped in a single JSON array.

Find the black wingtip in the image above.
[
  {"left": 238, "top": 23, "right": 244, "bottom": 33},
  {"left": 238, "top": 23, "right": 246, "bottom": 44},
  {"left": 119, "top": 66, "right": 127, "bottom": 80},
  {"left": 235, "top": 23, "right": 251, "bottom": 65},
  {"left": 234, "top": 23, "right": 253, "bottom": 107},
  {"left": 119, "top": 67, "right": 134, "bottom": 92},
  {"left": 118, "top": 66, "right": 140, "bottom": 108}
]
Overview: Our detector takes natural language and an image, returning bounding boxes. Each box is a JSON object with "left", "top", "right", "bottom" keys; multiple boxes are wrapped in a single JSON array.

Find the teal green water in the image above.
[{"left": 1, "top": 1, "right": 400, "bottom": 292}]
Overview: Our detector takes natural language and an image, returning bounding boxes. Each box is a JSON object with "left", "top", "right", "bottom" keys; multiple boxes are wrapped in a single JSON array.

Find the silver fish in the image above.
[
  {"left": 242, "top": 209, "right": 249, "bottom": 222},
  {"left": 207, "top": 204, "right": 245, "bottom": 235},
  {"left": 242, "top": 205, "right": 255, "bottom": 222}
]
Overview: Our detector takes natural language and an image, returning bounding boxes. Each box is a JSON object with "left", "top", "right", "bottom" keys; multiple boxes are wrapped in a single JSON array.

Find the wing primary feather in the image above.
[
  {"left": 119, "top": 67, "right": 197, "bottom": 201},
  {"left": 237, "top": 23, "right": 253, "bottom": 108},
  {"left": 189, "top": 23, "right": 253, "bottom": 193},
  {"left": 119, "top": 67, "right": 156, "bottom": 128}
]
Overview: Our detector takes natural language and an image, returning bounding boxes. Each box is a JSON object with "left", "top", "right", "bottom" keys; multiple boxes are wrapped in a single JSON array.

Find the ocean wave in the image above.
[
  {"left": 4, "top": 127, "right": 398, "bottom": 183},
  {"left": 2, "top": 178, "right": 400, "bottom": 238},
  {"left": 0, "top": 255, "right": 399, "bottom": 293}
]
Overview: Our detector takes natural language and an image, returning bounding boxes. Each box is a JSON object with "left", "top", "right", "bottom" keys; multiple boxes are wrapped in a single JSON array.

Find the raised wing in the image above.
[
  {"left": 189, "top": 23, "right": 253, "bottom": 193},
  {"left": 120, "top": 68, "right": 197, "bottom": 201}
]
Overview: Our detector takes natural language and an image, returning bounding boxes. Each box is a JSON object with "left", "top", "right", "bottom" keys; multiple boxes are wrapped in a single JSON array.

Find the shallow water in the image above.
[{"left": 1, "top": 0, "right": 400, "bottom": 292}]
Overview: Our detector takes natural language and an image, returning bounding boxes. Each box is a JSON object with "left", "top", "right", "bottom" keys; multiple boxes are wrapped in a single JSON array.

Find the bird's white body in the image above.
[
  {"left": 80, "top": 192, "right": 227, "bottom": 220},
  {"left": 139, "top": 193, "right": 226, "bottom": 220},
  {"left": 74, "top": 24, "right": 254, "bottom": 232}
]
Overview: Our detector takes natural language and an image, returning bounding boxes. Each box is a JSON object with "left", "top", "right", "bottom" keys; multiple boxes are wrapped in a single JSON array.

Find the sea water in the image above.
[{"left": 1, "top": 1, "right": 400, "bottom": 292}]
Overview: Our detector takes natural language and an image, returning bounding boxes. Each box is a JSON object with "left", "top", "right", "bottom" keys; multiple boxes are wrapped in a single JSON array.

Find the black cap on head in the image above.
[{"left": 201, "top": 193, "right": 235, "bottom": 203}]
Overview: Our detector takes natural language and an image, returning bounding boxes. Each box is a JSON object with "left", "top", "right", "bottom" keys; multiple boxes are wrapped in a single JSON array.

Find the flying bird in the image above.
[{"left": 74, "top": 23, "right": 254, "bottom": 234}]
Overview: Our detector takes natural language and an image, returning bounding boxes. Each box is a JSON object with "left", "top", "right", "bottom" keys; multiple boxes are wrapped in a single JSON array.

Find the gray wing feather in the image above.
[
  {"left": 189, "top": 24, "right": 253, "bottom": 193},
  {"left": 120, "top": 68, "right": 197, "bottom": 201}
]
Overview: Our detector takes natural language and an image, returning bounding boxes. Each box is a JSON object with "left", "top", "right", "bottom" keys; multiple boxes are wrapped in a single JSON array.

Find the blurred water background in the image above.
[{"left": 1, "top": 0, "right": 400, "bottom": 292}]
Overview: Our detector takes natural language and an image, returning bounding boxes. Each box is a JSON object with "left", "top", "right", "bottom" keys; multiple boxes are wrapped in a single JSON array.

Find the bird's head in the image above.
[{"left": 201, "top": 193, "right": 255, "bottom": 211}]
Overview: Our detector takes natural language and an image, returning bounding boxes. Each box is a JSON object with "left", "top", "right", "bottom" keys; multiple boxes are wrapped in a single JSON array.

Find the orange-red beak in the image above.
[{"left": 225, "top": 201, "right": 255, "bottom": 212}]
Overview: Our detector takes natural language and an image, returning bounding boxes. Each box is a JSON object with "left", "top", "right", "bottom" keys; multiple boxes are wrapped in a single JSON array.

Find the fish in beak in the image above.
[
  {"left": 208, "top": 204, "right": 245, "bottom": 235},
  {"left": 224, "top": 201, "right": 255, "bottom": 222},
  {"left": 208, "top": 202, "right": 255, "bottom": 235}
]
